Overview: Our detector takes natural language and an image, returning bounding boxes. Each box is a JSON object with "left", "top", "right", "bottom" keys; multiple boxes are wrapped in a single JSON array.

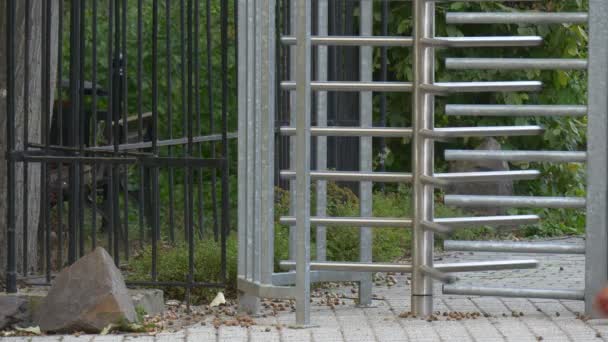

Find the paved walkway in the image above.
[{"left": 4, "top": 237, "right": 608, "bottom": 342}]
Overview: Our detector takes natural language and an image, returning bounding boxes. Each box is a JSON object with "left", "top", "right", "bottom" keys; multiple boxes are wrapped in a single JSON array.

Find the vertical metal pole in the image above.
[
  {"left": 295, "top": 0, "right": 312, "bottom": 326},
  {"left": 237, "top": 0, "right": 251, "bottom": 309},
  {"left": 22, "top": 0, "right": 31, "bottom": 275},
  {"left": 411, "top": 0, "right": 435, "bottom": 317},
  {"left": 6, "top": 0, "right": 17, "bottom": 293},
  {"left": 379, "top": 0, "right": 388, "bottom": 184},
  {"left": 245, "top": 0, "right": 255, "bottom": 284},
  {"left": 288, "top": 0, "right": 297, "bottom": 262},
  {"left": 151, "top": 0, "right": 159, "bottom": 282},
  {"left": 358, "top": 0, "right": 373, "bottom": 307},
  {"left": 253, "top": 0, "right": 262, "bottom": 288},
  {"left": 166, "top": 0, "right": 176, "bottom": 243},
  {"left": 43, "top": 0, "right": 52, "bottom": 280},
  {"left": 260, "top": 0, "right": 276, "bottom": 286},
  {"left": 69, "top": 0, "right": 83, "bottom": 265},
  {"left": 585, "top": 0, "right": 608, "bottom": 317},
  {"left": 315, "top": 0, "right": 328, "bottom": 263}
]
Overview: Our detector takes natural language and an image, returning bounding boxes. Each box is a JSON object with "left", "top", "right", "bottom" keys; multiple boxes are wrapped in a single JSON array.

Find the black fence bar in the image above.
[
  {"left": 22, "top": 0, "right": 31, "bottom": 276},
  {"left": 6, "top": 0, "right": 18, "bottom": 293}
]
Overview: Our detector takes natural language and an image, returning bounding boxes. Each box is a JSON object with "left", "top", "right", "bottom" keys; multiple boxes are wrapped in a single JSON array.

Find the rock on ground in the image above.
[
  {"left": 35, "top": 247, "right": 137, "bottom": 333},
  {"left": 447, "top": 137, "right": 514, "bottom": 215}
]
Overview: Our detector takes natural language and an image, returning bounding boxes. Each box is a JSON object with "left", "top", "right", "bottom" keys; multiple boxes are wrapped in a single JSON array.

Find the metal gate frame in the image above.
[{"left": 238, "top": 0, "right": 606, "bottom": 326}]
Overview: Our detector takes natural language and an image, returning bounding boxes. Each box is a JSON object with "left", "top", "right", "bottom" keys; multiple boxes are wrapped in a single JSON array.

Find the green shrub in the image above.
[{"left": 125, "top": 235, "right": 238, "bottom": 304}]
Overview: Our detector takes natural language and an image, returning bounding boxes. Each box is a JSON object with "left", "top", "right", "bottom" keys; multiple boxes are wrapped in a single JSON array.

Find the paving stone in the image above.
[{"left": 18, "top": 237, "right": 606, "bottom": 342}]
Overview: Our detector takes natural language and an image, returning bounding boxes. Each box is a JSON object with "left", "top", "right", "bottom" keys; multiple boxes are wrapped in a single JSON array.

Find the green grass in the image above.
[{"left": 124, "top": 182, "right": 584, "bottom": 304}]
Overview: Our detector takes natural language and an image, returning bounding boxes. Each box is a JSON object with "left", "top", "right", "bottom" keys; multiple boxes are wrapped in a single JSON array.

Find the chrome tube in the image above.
[
  {"left": 279, "top": 216, "right": 413, "bottom": 227},
  {"left": 445, "top": 58, "right": 587, "bottom": 71},
  {"left": 280, "top": 126, "right": 413, "bottom": 137},
  {"left": 422, "top": 81, "right": 542, "bottom": 94},
  {"left": 280, "top": 170, "right": 413, "bottom": 182},
  {"left": 445, "top": 104, "right": 587, "bottom": 117},
  {"left": 281, "top": 81, "right": 412, "bottom": 92},
  {"left": 444, "top": 240, "right": 586, "bottom": 254},
  {"left": 445, "top": 150, "right": 586, "bottom": 163},
  {"left": 443, "top": 285, "right": 584, "bottom": 301},
  {"left": 444, "top": 195, "right": 586, "bottom": 209},
  {"left": 423, "top": 126, "right": 544, "bottom": 138},
  {"left": 423, "top": 36, "right": 543, "bottom": 48},
  {"left": 280, "top": 35, "right": 413, "bottom": 46},
  {"left": 446, "top": 12, "right": 588, "bottom": 25},
  {"left": 411, "top": 0, "right": 435, "bottom": 317},
  {"left": 420, "top": 265, "right": 459, "bottom": 284}
]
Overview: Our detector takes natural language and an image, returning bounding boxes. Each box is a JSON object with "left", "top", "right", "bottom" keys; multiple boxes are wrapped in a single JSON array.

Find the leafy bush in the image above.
[
  {"left": 377, "top": 0, "right": 588, "bottom": 235},
  {"left": 125, "top": 235, "right": 238, "bottom": 304}
]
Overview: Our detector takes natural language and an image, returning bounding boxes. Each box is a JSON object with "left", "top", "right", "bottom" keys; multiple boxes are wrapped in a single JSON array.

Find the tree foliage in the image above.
[{"left": 374, "top": 0, "right": 588, "bottom": 235}]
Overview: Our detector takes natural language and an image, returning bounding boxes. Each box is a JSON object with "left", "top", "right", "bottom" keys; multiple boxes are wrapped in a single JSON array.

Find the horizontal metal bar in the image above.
[
  {"left": 421, "top": 220, "right": 454, "bottom": 234},
  {"left": 280, "top": 35, "right": 413, "bottom": 46},
  {"left": 282, "top": 170, "right": 541, "bottom": 184},
  {"left": 282, "top": 215, "right": 538, "bottom": 231},
  {"left": 422, "top": 126, "right": 544, "bottom": 138},
  {"left": 272, "top": 271, "right": 368, "bottom": 286},
  {"left": 279, "top": 126, "right": 413, "bottom": 137},
  {"left": 442, "top": 285, "right": 584, "bottom": 301},
  {"left": 90, "top": 132, "right": 239, "bottom": 152},
  {"left": 279, "top": 261, "right": 412, "bottom": 273},
  {"left": 280, "top": 170, "right": 413, "bottom": 182},
  {"left": 444, "top": 195, "right": 586, "bottom": 209},
  {"left": 437, "top": 170, "right": 540, "bottom": 182},
  {"left": 237, "top": 278, "right": 295, "bottom": 299},
  {"left": 422, "top": 81, "right": 542, "bottom": 94},
  {"left": 126, "top": 281, "right": 224, "bottom": 288},
  {"left": 445, "top": 58, "right": 587, "bottom": 70},
  {"left": 444, "top": 240, "right": 586, "bottom": 254},
  {"left": 421, "top": 175, "right": 451, "bottom": 188},
  {"left": 445, "top": 104, "right": 587, "bottom": 117},
  {"left": 281, "top": 81, "right": 412, "bottom": 92},
  {"left": 446, "top": 12, "right": 588, "bottom": 25},
  {"left": 420, "top": 265, "right": 459, "bottom": 284},
  {"left": 435, "top": 259, "right": 538, "bottom": 272},
  {"left": 140, "top": 157, "right": 225, "bottom": 169},
  {"left": 27, "top": 143, "right": 152, "bottom": 157},
  {"left": 279, "top": 216, "right": 412, "bottom": 227},
  {"left": 435, "top": 215, "right": 540, "bottom": 227},
  {"left": 445, "top": 150, "right": 586, "bottom": 163},
  {"left": 279, "top": 259, "right": 538, "bottom": 273},
  {"left": 422, "top": 36, "right": 543, "bottom": 48},
  {"left": 11, "top": 154, "right": 138, "bottom": 164}
]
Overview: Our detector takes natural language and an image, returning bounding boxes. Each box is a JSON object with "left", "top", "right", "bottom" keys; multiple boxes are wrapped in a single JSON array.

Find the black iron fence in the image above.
[{"left": 4, "top": 0, "right": 235, "bottom": 299}]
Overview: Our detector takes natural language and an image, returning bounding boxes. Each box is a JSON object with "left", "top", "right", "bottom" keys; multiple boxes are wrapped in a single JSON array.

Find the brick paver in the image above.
[{"left": 3, "top": 237, "right": 606, "bottom": 342}]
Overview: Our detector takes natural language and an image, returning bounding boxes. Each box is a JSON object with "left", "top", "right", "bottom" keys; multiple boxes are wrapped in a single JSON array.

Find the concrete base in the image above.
[
  {"left": 238, "top": 292, "right": 261, "bottom": 316},
  {"left": 129, "top": 289, "right": 164, "bottom": 316}
]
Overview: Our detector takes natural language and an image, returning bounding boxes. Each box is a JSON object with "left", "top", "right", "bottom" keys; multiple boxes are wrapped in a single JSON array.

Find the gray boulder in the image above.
[
  {"left": 447, "top": 138, "right": 514, "bottom": 215},
  {"left": 0, "top": 296, "right": 29, "bottom": 330},
  {"left": 36, "top": 247, "right": 137, "bottom": 333}
]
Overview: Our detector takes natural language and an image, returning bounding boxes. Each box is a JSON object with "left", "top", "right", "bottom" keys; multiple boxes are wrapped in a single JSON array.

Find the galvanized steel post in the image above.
[
  {"left": 294, "top": 0, "right": 312, "bottom": 326},
  {"left": 358, "top": 0, "right": 374, "bottom": 307},
  {"left": 585, "top": 0, "right": 608, "bottom": 318},
  {"left": 316, "top": 0, "right": 328, "bottom": 263}
]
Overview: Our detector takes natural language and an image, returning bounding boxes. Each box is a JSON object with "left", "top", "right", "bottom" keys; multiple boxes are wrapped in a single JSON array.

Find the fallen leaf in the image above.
[
  {"left": 210, "top": 292, "right": 226, "bottom": 307},
  {"left": 14, "top": 326, "right": 41, "bottom": 335},
  {"left": 100, "top": 324, "right": 115, "bottom": 335}
]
